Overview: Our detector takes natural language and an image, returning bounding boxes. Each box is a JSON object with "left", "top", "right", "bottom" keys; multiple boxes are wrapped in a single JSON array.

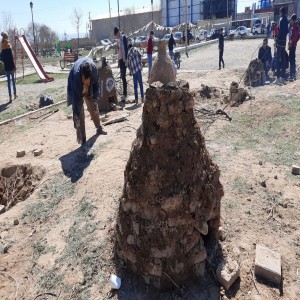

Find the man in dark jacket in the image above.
[
  {"left": 168, "top": 33, "right": 176, "bottom": 58},
  {"left": 218, "top": 28, "right": 225, "bottom": 70},
  {"left": 274, "top": 7, "right": 289, "bottom": 84},
  {"left": 288, "top": 14, "right": 299, "bottom": 81},
  {"left": 67, "top": 57, "right": 107, "bottom": 145},
  {"left": 147, "top": 30, "right": 154, "bottom": 79},
  {"left": 258, "top": 38, "right": 272, "bottom": 79},
  {"left": 1, "top": 31, "right": 17, "bottom": 103},
  {"left": 114, "top": 27, "right": 128, "bottom": 104}
]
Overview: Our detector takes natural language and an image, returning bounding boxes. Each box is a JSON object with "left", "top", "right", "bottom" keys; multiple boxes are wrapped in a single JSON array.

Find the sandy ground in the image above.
[{"left": 0, "top": 39, "right": 300, "bottom": 300}]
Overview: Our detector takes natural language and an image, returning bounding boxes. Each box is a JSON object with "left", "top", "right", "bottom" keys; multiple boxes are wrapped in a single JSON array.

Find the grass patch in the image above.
[
  {"left": 22, "top": 173, "right": 75, "bottom": 222},
  {"left": 7, "top": 73, "right": 69, "bottom": 85}
]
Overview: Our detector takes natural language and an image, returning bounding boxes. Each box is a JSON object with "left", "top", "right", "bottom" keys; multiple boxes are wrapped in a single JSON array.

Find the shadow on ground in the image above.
[
  {"left": 59, "top": 134, "right": 99, "bottom": 182},
  {"left": 0, "top": 101, "right": 11, "bottom": 113}
]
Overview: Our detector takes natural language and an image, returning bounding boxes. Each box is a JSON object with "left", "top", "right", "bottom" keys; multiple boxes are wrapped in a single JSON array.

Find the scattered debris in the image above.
[
  {"left": 2, "top": 244, "right": 9, "bottom": 254},
  {"left": 38, "top": 109, "right": 59, "bottom": 123},
  {"left": 258, "top": 161, "right": 263, "bottom": 166},
  {"left": 216, "top": 257, "right": 240, "bottom": 290},
  {"left": 110, "top": 274, "right": 121, "bottom": 289},
  {"left": 260, "top": 181, "right": 267, "bottom": 188},
  {"left": 199, "top": 84, "right": 221, "bottom": 99},
  {"left": 244, "top": 59, "right": 265, "bottom": 87},
  {"left": 26, "top": 103, "right": 39, "bottom": 111},
  {"left": 291, "top": 165, "right": 300, "bottom": 175},
  {"left": 16, "top": 150, "right": 26, "bottom": 158},
  {"left": 13, "top": 219, "right": 19, "bottom": 225},
  {"left": 39, "top": 94, "right": 54, "bottom": 108},
  {"left": 218, "top": 226, "right": 226, "bottom": 241},
  {"left": 255, "top": 244, "right": 281, "bottom": 285},
  {"left": 33, "top": 149, "right": 43, "bottom": 157},
  {"left": 103, "top": 114, "right": 129, "bottom": 126}
]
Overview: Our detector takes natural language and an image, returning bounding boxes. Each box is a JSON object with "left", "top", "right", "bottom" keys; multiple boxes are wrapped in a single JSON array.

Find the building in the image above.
[
  {"left": 161, "top": 0, "right": 237, "bottom": 27},
  {"left": 90, "top": 6, "right": 162, "bottom": 42},
  {"left": 273, "top": 0, "right": 300, "bottom": 21}
]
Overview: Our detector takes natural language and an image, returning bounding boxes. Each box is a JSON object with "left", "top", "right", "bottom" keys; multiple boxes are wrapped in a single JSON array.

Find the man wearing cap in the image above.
[
  {"left": 114, "top": 27, "right": 128, "bottom": 105},
  {"left": 274, "top": 7, "right": 289, "bottom": 84},
  {"left": 147, "top": 30, "right": 154, "bottom": 79},
  {"left": 1, "top": 31, "right": 17, "bottom": 103},
  {"left": 288, "top": 14, "right": 299, "bottom": 81}
]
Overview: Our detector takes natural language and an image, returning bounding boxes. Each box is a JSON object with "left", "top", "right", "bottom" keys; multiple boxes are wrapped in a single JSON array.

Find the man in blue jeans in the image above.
[
  {"left": 127, "top": 44, "right": 144, "bottom": 104},
  {"left": 274, "top": 7, "right": 289, "bottom": 84},
  {"left": 1, "top": 31, "right": 17, "bottom": 103}
]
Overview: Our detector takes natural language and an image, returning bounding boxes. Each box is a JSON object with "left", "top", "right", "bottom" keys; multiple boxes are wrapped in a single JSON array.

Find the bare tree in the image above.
[
  {"left": 70, "top": 8, "right": 83, "bottom": 51},
  {"left": 1, "top": 11, "right": 16, "bottom": 43}
]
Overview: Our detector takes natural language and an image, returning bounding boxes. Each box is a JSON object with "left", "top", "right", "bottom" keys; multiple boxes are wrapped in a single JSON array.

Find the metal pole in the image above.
[
  {"left": 30, "top": 2, "right": 37, "bottom": 55},
  {"left": 117, "top": 0, "right": 120, "bottom": 30},
  {"left": 151, "top": 0, "right": 154, "bottom": 29},
  {"left": 185, "top": 0, "right": 188, "bottom": 57}
]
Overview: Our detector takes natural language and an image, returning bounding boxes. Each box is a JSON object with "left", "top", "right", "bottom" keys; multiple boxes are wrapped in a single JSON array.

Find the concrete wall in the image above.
[{"left": 91, "top": 10, "right": 162, "bottom": 42}]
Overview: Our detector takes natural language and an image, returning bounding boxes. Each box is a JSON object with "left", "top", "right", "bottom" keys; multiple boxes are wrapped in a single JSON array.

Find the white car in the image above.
[
  {"left": 162, "top": 34, "right": 171, "bottom": 41},
  {"left": 100, "top": 39, "right": 112, "bottom": 46},
  {"left": 195, "top": 30, "right": 208, "bottom": 42},
  {"left": 230, "top": 26, "right": 251, "bottom": 36}
]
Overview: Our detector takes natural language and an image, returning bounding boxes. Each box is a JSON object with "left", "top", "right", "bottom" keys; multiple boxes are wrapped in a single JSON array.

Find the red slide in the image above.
[{"left": 17, "top": 35, "right": 54, "bottom": 82}]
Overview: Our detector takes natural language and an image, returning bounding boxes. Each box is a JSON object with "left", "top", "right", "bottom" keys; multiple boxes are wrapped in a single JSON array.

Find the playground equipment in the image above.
[{"left": 14, "top": 29, "right": 54, "bottom": 82}]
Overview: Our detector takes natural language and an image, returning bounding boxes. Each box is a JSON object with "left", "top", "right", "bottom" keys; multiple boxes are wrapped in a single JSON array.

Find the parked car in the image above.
[
  {"left": 206, "top": 29, "right": 219, "bottom": 40},
  {"left": 230, "top": 26, "right": 251, "bottom": 37},
  {"left": 252, "top": 23, "right": 265, "bottom": 34},
  {"left": 195, "top": 30, "right": 208, "bottom": 42},
  {"left": 100, "top": 39, "right": 112, "bottom": 46},
  {"left": 173, "top": 31, "right": 183, "bottom": 43}
]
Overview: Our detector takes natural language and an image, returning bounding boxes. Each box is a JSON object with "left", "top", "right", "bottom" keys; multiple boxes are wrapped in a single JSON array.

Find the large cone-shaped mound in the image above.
[{"left": 115, "top": 80, "right": 224, "bottom": 289}]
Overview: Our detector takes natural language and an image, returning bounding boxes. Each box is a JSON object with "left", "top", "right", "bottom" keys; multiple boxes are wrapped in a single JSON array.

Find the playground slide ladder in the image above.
[{"left": 15, "top": 33, "right": 54, "bottom": 82}]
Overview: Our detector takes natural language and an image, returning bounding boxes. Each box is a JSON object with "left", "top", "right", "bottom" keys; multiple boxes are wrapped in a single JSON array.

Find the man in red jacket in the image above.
[
  {"left": 288, "top": 14, "right": 299, "bottom": 81},
  {"left": 147, "top": 30, "right": 154, "bottom": 79}
]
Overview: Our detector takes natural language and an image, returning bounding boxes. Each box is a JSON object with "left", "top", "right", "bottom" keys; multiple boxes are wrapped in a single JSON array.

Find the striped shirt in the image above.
[{"left": 127, "top": 47, "right": 142, "bottom": 75}]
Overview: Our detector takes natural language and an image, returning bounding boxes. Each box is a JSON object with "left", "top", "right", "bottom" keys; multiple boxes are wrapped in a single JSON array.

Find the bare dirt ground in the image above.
[{"left": 0, "top": 39, "right": 300, "bottom": 300}]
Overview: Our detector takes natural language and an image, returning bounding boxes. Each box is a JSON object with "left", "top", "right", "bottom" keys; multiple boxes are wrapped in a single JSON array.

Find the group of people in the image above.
[
  {"left": 259, "top": 8, "right": 299, "bottom": 83},
  {"left": 0, "top": 31, "right": 17, "bottom": 102}
]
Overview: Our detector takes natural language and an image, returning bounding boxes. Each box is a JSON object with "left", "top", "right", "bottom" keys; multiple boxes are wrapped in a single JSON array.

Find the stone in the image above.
[
  {"left": 255, "top": 244, "right": 281, "bottom": 285},
  {"left": 0, "top": 205, "right": 5, "bottom": 214},
  {"left": 218, "top": 226, "right": 226, "bottom": 241},
  {"left": 13, "top": 219, "right": 19, "bottom": 225},
  {"left": 16, "top": 150, "right": 26, "bottom": 158},
  {"left": 33, "top": 149, "right": 43, "bottom": 157},
  {"left": 216, "top": 257, "right": 240, "bottom": 290},
  {"left": 291, "top": 165, "right": 300, "bottom": 175}
]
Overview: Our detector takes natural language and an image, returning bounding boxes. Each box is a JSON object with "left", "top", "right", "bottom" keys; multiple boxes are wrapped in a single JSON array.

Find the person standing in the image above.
[
  {"left": 218, "top": 28, "right": 225, "bottom": 70},
  {"left": 67, "top": 57, "right": 107, "bottom": 146},
  {"left": 168, "top": 33, "right": 176, "bottom": 58},
  {"left": 1, "top": 32, "right": 17, "bottom": 103},
  {"left": 114, "top": 27, "right": 128, "bottom": 104},
  {"left": 274, "top": 7, "right": 289, "bottom": 84},
  {"left": 258, "top": 38, "right": 272, "bottom": 79},
  {"left": 147, "top": 30, "right": 154, "bottom": 79},
  {"left": 127, "top": 44, "right": 144, "bottom": 105},
  {"left": 288, "top": 14, "right": 299, "bottom": 81}
]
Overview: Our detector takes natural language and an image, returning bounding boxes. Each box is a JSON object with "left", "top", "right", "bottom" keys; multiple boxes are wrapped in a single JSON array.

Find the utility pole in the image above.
[
  {"left": 29, "top": 2, "right": 37, "bottom": 55},
  {"left": 117, "top": 0, "right": 120, "bottom": 30},
  {"left": 151, "top": 0, "right": 154, "bottom": 29},
  {"left": 185, "top": 0, "right": 188, "bottom": 57},
  {"left": 227, "top": 0, "right": 229, "bottom": 30}
]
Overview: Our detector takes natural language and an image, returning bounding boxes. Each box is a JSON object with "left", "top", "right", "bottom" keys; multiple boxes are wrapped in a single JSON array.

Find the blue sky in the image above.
[{"left": 1, "top": 0, "right": 254, "bottom": 36}]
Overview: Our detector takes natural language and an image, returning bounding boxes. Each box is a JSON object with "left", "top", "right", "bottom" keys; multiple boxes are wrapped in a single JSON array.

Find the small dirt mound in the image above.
[
  {"left": 0, "top": 164, "right": 45, "bottom": 212},
  {"left": 199, "top": 84, "right": 221, "bottom": 99},
  {"left": 244, "top": 59, "right": 265, "bottom": 87}
]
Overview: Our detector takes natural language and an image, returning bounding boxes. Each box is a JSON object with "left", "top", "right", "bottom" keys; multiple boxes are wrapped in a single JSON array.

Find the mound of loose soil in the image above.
[{"left": 116, "top": 80, "right": 224, "bottom": 289}]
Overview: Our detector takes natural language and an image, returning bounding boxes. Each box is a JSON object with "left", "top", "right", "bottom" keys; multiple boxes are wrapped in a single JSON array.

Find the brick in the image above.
[
  {"left": 33, "top": 149, "right": 43, "bottom": 157},
  {"left": 16, "top": 150, "right": 26, "bottom": 158},
  {"left": 216, "top": 257, "right": 240, "bottom": 290},
  {"left": 255, "top": 244, "right": 281, "bottom": 285}
]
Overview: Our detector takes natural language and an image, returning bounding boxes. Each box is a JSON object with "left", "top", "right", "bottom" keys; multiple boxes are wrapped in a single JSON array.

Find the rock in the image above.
[
  {"left": 291, "top": 165, "right": 300, "bottom": 175},
  {"left": 260, "top": 181, "right": 266, "bottom": 188},
  {"left": 258, "top": 161, "right": 263, "bottom": 165},
  {"left": 218, "top": 226, "right": 226, "bottom": 241},
  {"left": 66, "top": 115, "right": 73, "bottom": 119},
  {"left": 216, "top": 257, "right": 240, "bottom": 290},
  {"left": 33, "top": 149, "right": 43, "bottom": 157},
  {"left": 274, "top": 175, "right": 278, "bottom": 179},
  {"left": 13, "top": 219, "right": 19, "bottom": 225},
  {"left": 16, "top": 150, "right": 26, "bottom": 158},
  {"left": 0, "top": 205, "right": 5, "bottom": 214},
  {"left": 3, "top": 244, "right": 9, "bottom": 253},
  {"left": 254, "top": 244, "right": 281, "bottom": 285}
]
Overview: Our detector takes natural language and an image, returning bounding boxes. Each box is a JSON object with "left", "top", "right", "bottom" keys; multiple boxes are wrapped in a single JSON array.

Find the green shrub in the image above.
[{"left": 0, "top": 61, "right": 4, "bottom": 75}]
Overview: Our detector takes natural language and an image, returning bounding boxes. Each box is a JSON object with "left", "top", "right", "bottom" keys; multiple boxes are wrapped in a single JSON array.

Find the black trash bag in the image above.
[{"left": 39, "top": 94, "right": 54, "bottom": 108}]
